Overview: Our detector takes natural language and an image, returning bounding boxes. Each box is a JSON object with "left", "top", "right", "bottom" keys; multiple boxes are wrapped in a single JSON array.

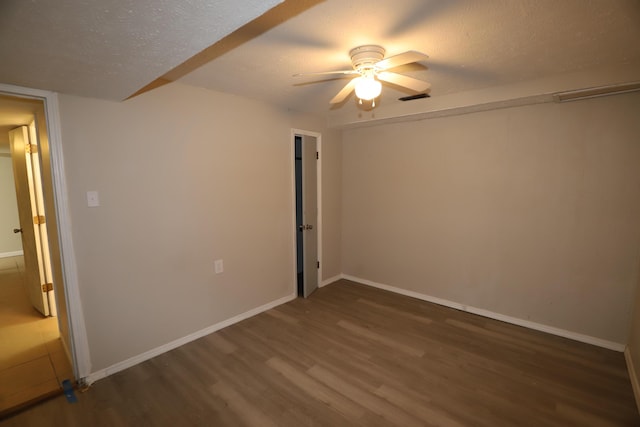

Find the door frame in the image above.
[
  {"left": 0, "top": 83, "right": 90, "bottom": 380},
  {"left": 290, "top": 128, "right": 322, "bottom": 296}
]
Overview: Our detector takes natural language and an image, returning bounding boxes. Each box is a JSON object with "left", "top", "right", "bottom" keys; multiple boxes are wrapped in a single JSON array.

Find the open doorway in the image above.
[
  {"left": 0, "top": 94, "right": 73, "bottom": 414},
  {"left": 293, "top": 129, "right": 322, "bottom": 298}
]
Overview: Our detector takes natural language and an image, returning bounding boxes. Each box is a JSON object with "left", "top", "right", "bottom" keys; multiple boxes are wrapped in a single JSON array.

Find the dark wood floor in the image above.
[{"left": 2, "top": 280, "right": 638, "bottom": 426}]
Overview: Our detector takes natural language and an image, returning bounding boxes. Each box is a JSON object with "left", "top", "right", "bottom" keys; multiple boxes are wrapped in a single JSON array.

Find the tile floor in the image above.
[{"left": 0, "top": 256, "right": 74, "bottom": 414}]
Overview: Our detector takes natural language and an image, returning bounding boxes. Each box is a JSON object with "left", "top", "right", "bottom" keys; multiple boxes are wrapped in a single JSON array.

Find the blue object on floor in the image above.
[{"left": 61, "top": 379, "right": 78, "bottom": 403}]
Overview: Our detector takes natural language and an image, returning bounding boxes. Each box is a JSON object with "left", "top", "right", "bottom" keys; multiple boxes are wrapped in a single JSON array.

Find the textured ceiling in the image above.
[
  {"left": 0, "top": 0, "right": 639, "bottom": 116},
  {"left": 0, "top": 0, "right": 282, "bottom": 100},
  {"left": 178, "top": 0, "right": 640, "bottom": 115}
]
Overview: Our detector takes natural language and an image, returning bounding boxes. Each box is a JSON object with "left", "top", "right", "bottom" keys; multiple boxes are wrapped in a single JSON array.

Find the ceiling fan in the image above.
[{"left": 294, "top": 45, "right": 431, "bottom": 107}]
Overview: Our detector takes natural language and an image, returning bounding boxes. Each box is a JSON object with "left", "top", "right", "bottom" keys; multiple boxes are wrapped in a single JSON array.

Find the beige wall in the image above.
[
  {"left": 320, "top": 127, "right": 342, "bottom": 282},
  {"left": 628, "top": 257, "right": 640, "bottom": 402},
  {"left": 0, "top": 155, "right": 21, "bottom": 254},
  {"left": 53, "top": 75, "right": 638, "bottom": 374},
  {"left": 342, "top": 92, "right": 640, "bottom": 344},
  {"left": 59, "top": 82, "right": 304, "bottom": 372}
]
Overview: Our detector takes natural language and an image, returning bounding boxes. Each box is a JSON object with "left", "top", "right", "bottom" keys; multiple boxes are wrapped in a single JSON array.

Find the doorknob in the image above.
[
  {"left": 298, "top": 225, "right": 305, "bottom": 232},
  {"left": 13, "top": 228, "right": 22, "bottom": 234},
  {"left": 306, "top": 224, "right": 313, "bottom": 230}
]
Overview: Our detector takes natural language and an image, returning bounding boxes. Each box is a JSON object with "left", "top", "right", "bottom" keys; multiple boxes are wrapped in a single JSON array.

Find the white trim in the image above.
[
  {"left": 316, "top": 134, "right": 322, "bottom": 292},
  {"left": 0, "top": 250, "right": 23, "bottom": 258},
  {"left": 342, "top": 274, "right": 626, "bottom": 352},
  {"left": 0, "top": 84, "right": 91, "bottom": 379},
  {"left": 85, "top": 292, "right": 296, "bottom": 385},
  {"left": 321, "top": 274, "right": 342, "bottom": 288},
  {"left": 624, "top": 347, "right": 640, "bottom": 414},
  {"left": 291, "top": 128, "right": 322, "bottom": 297},
  {"left": 45, "top": 92, "right": 92, "bottom": 378},
  {"left": 289, "top": 133, "right": 297, "bottom": 295}
]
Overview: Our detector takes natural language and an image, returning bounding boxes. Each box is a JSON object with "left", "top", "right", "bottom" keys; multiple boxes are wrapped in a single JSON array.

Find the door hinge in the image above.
[
  {"left": 317, "top": 261, "right": 320, "bottom": 269},
  {"left": 26, "top": 143, "right": 38, "bottom": 154},
  {"left": 33, "top": 215, "right": 46, "bottom": 225},
  {"left": 316, "top": 151, "right": 319, "bottom": 160},
  {"left": 42, "top": 283, "right": 54, "bottom": 292}
]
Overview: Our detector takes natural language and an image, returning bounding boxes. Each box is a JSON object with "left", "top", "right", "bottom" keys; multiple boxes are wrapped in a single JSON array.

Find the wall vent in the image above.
[{"left": 553, "top": 81, "right": 640, "bottom": 103}]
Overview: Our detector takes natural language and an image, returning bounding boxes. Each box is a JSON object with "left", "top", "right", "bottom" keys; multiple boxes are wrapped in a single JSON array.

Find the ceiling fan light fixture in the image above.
[
  {"left": 354, "top": 76, "right": 382, "bottom": 101},
  {"left": 306, "top": 45, "right": 430, "bottom": 108}
]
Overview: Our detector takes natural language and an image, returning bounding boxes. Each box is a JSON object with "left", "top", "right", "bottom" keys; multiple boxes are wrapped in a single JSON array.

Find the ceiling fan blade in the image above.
[
  {"left": 377, "top": 72, "right": 431, "bottom": 92},
  {"left": 330, "top": 78, "right": 357, "bottom": 104},
  {"left": 293, "top": 70, "right": 358, "bottom": 77},
  {"left": 375, "top": 51, "right": 429, "bottom": 71}
]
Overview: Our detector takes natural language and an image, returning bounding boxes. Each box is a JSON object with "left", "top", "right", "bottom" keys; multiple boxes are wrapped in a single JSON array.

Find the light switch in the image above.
[
  {"left": 214, "top": 259, "right": 224, "bottom": 274},
  {"left": 87, "top": 191, "right": 100, "bottom": 207}
]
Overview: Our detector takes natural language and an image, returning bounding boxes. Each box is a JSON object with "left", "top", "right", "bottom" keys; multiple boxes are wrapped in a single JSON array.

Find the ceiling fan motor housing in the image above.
[{"left": 350, "top": 45, "right": 386, "bottom": 74}]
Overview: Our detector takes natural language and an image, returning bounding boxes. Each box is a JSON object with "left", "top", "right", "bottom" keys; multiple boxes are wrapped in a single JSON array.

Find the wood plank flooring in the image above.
[
  {"left": 0, "top": 256, "right": 73, "bottom": 415},
  {"left": 2, "top": 279, "right": 638, "bottom": 426}
]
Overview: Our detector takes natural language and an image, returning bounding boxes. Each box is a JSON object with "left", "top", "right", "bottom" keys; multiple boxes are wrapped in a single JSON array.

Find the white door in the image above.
[
  {"left": 301, "top": 135, "right": 318, "bottom": 297},
  {"left": 9, "top": 125, "right": 53, "bottom": 316}
]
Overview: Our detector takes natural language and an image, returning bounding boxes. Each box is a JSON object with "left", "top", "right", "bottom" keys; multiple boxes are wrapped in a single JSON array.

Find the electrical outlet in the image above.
[
  {"left": 87, "top": 191, "right": 100, "bottom": 207},
  {"left": 214, "top": 259, "right": 224, "bottom": 274}
]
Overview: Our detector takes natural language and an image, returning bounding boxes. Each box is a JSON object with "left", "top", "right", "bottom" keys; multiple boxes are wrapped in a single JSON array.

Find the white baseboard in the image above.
[
  {"left": 84, "top": 292, "right": 297, "bottom": 385},
  {"left": 0, "top": 250, "right": 23, "bottom": 259},
  {"left": 83, "top": 274, "right": 627, "bottom": 386},
  {"left": 624, "top": 347, "right": 640, "bottom": 414},
  {"left": 342, "top": 274, "right": 625, "bottom": 352},
  {"left": 321, "top": 274, "right": 342, "bottom": 288}
]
